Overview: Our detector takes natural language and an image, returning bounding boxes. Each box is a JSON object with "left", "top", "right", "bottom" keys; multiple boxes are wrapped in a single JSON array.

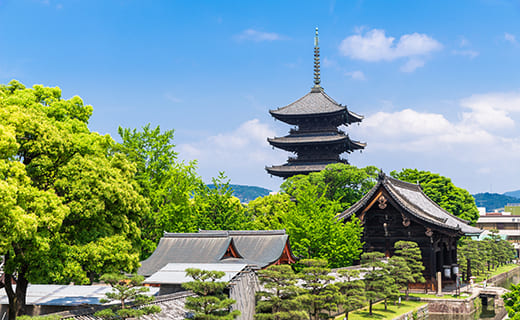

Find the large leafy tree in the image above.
[
  {"left": 192, "top": 172, "right": 250, "bottom": 231},
  {"left": 0, "top": 81, "right": 146, "bottom": 318},
  {"left": 283, "top": 184, "right": 363, "bottom": 268},
  {"left": 390, "top": 169, "right": 479, "bottom": 223},
  {"left": 504, "top": 283, "right": 520, "bottom": 320},
  {"left": 281, "top": 163, "right": 378, "bottom": 209},
  {"left": 117, "top": 124, "right": 202, "bottom": 257}
]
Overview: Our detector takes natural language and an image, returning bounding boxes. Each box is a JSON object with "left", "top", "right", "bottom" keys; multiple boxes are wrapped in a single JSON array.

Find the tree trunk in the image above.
[
  {"left": 369, "top": 300, "right": 373, "bottom": 315},
  {"left": 4, "top": 252, "right": 29, "bottom": 320}
]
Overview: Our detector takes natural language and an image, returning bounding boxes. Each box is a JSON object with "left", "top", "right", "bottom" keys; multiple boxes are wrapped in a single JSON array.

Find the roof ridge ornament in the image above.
[{"left": 312, "top": 27, "right": 322, "bottom": 92}]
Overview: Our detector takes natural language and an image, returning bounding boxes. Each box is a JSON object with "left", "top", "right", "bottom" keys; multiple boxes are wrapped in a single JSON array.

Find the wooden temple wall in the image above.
[{"left": 362, "top": 204, "right": 460, "bottom": 290}]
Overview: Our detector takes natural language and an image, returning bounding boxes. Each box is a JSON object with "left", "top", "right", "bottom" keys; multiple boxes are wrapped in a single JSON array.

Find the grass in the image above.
[
  {"left": 406, "top": 292, "right": 467, "bottom": 299},
  {"left": 335, "top": 300, "right": 427, "bottom": 320},
  {"left": 473, "top": 263, "right": 519, "bottom": 283}
]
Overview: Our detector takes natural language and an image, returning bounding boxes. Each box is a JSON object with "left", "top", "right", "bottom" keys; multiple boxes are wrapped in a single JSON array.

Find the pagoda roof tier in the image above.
[
  {"left": 266, "top": 161, "right": 337, "bottom": 178},
  {"left": 269, "top": 88, "right": 363, "bottom": 125},
  {"left": 267, "top": 133, "right": 365, "bottom": 152}
]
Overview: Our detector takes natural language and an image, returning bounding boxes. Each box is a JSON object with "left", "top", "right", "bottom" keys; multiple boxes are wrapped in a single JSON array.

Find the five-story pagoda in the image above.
[{"left": 266, "top": 28, "right": 366, "bottom": 178}]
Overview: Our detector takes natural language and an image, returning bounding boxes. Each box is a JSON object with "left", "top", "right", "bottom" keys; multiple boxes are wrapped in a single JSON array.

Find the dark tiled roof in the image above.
[
  {"left": 268, "top": 134, "right": 366, "bottom": 152},
  {"left": 337, "top": 173, "right": 482, "bottom": 235},
  {"left": 266, "top": 162, "right": 333, "bottom": 177},
  {"left": 270, "top": 89, "right": 345, "bottom": 116},
  {"left": 268, "top": 133, "right": 348, "bottom": 145},
  {"left": 138, "top": 230, "right": 294, "bottom": 276}
]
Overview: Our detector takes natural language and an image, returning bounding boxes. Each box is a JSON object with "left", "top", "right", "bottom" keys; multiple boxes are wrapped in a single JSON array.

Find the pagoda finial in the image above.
[{"left": 312, "top": 27, "right": 321, "bottom": 91}]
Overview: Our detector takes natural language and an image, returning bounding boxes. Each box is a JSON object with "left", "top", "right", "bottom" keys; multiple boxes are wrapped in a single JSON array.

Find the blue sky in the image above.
[{"left": 1, "top": 0, "right": 520, "bottom": 194}]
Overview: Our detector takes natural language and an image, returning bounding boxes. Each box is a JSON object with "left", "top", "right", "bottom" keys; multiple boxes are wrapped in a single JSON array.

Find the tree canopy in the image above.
[
  {"left": 391, "top": 168, "right": 479, "bottom": 223},
  {"left": 0, "top": 81, "right": 147, "bottom": 318}
]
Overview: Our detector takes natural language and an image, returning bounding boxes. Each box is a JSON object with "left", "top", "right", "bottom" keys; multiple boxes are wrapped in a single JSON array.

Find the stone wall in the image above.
[
  {"left": 392, "top": 304, "right": 429, "bottom": 320},
  {"left": 423, "top": 292, "right": 480, "bottom": 315}
]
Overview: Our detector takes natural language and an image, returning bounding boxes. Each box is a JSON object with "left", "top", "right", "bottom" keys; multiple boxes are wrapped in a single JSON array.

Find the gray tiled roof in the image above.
[
  {"left": 143, "top": 263, "right": 248, "bottom": 284},
  {"left": 338, "top": 173, "right": 482, "bottom": 235},
  {"left": 138, "top": 230, "right": 293, "bottom": 277},
  {"left": 270, "top": 89, "right": 348, "bottom": 116},
  {"left": 0, "top": 284, "right": 159, "bottom": 306}
]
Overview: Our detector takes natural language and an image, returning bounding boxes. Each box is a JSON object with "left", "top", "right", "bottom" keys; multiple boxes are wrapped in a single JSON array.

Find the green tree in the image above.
[
  {"left": 298, "top": 259, "right": 341, "bottom": 320},
  {"left": 361, "top": 252, "right": 386, "bottom": 315},
  {"left": 387, "top": 255, "right": 413, "bottom": 300},
  {"left": 117, "top": 124, "right": 202, "bottom": 258},
  {"left": 94, "top": 273, "right": 161, "bottom": 319},
  {"left": 0, "top": 81, "right": 146, "bottom": 319},
  {"left": 281, "top": 163, "right": 378, "bottom": 209},
  {"left": 254, "top": 265, "right": 307, "bottom": 320},
  {"left": 192, "top": 172, "right": 250, "bottom": 231},
  {"left": 393, "top": 241, "right": 425, "bottom": 299},
  {"left": 182, "top": 268, "right": 241, "bottom": 320},
  {"left": 247, "top": 193, "right": 295, "bottom": 231},
  {"left": 390, "top": 169, "right": 479, "bottom": 223},
  {"left": 283, "top": 184, "right": 363, "bottom": 268},
  {"left": 503, "top": 283, "right": 520, "bottom": 320},
  {"left": 337, "top": 269, "right": 365, "bottom": 320}
]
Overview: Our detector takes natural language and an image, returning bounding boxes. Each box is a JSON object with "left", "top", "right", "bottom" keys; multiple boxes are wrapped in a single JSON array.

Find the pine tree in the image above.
[
  {"left": 299, "top": 259, "right": 341, "bottom": 320},
  {"left": 361, "top": 252, "right": 386, "bottom": 316},
  {"left": 394, "top": 241, "right": 425, "bottom": 299},
  {"left": 337, "top": 269, "right": 365, "bottom": 320},
  {"left": 182, "top": 268, "right": 241, "bottom": 320},
  {"left": 94, "top": 273, "right": 161, "bottom": 319},
  {"left": 387, "top": 255, "right": 413, "bottom": 300},
  {"left": 254, "top": 265, "right": 307, "bottom": 320}
]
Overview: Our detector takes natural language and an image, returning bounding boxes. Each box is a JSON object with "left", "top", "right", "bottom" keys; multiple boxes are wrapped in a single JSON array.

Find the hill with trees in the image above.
[
  {"left": 207, "top": 184, "right": 271, "bottom": 203},
  {"left": 473, "top": 192, "right": 520, "bottom": 211}
]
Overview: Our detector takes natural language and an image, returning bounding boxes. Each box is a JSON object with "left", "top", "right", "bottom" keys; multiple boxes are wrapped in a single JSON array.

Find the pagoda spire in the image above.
[{"left": 312, "top": 27, "right": 321, "bottom": 91}]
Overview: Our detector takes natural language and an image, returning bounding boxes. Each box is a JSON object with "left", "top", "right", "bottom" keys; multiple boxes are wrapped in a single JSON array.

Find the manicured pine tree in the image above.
[
  {"left": 299, "top": 259, "right": 342, "bottom": 320},
  {"left": 254, "top": 265, "right": 307, "bottom": 320},
  {"left": 394, "top": 241, "right": 425, "bottom": 299},
  {"left": 182, "top": 268, "right": 241, "bottom": 320},
  {"left": 94, "top": 273, "right": 161, "bottom": 319},
  {"left": 337, "top": 269, "right": 365, "bottom": 320},
  {"left": 387, "top": 256, "right": 413, "bottom": 304},
  {"left": 361, "top": 252, "right": 386, "bottom": 316}
]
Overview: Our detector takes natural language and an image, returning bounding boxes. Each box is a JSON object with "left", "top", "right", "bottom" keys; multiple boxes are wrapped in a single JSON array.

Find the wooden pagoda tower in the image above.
[{"left": 266, "top": 28, "right": 365, "bottom": 178}]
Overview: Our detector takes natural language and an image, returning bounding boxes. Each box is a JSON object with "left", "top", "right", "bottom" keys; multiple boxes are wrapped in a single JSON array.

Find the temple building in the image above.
[
  {"left": 337, "top": 172, "right": 482, "bottom": 290},
  {"left": 266, "top": 28, "right": 365, "bottom": 178}
]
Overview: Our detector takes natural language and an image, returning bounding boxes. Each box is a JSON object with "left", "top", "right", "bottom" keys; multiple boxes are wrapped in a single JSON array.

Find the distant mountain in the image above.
[
  {"left": 504, "top": 190, "right": 520, "bottom": 199},
  {"left": 207, "top": 184, "right": 272, "bottom": 203},
  {"left": 473, "top": 192, "right": 520, "bottom": 211}
]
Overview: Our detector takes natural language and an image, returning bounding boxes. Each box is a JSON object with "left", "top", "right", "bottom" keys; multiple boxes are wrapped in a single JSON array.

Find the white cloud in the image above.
[
  {"left": 235, "top": 29, "right": 284, "bottom": 42},
  {"left": 400, "top": 58, "right": 425, "bottom": 73},
  {"left": 505, "top": 32, "right": 518, "bottom": 45},
  {"left": 178, "top": 119, "right": 286, "bottom": 186},
  {"left": 164, "top": 93, "right": 182, "bottom": 103},
  {"left": 459, "top": 92, "right": 520, "bottom": 129},
  {"left": 345, "top": 70, "right": 366, "bottom": 80},
  {"left": 339, "top": 29, "right": 442, "bottom": 62},
  {"left": 452, "top": 50, "right": 479, "bottom": 59},
  {"left": 348, "top": 90, "right": 520, "bottom": 192}
]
